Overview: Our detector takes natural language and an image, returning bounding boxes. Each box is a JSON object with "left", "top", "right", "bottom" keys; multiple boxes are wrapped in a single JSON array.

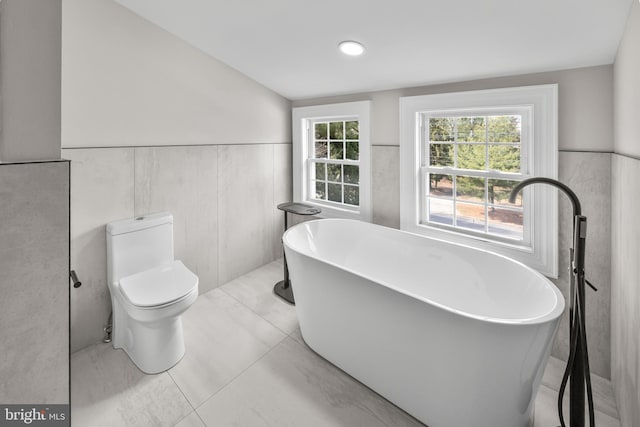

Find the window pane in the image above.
[
  {"left": 457, "top": 117, "right": 486, "bottom": 142},
  {"left": 488, "top": 115, "right": 521, "bottom": 143},
  {"left": 329, "top": 122, "right": 344, "bottom": 139},
  {"left": 488, "top": 179, "right": 522, "bottom": 206},
  {"left": 428, "top": 173, "right": 453, "bottom": 197},
  {"left": 456, "top": 176, "right": 485, "bottom": 203},
  {"left": 329, "top": 142, "right": 344, "bottom": 160},
  {"left": 423, "top": 114, "right": 526, "bottom": 240},
  {"left": 343, "top": 165, "right": 359, "bottom": 184},
  {"left": 328, "top": 183, "right": 342, "bottom": 202},
  {"left": 344, "top": 185, "right": 359, "bottom": 206},
  {"left": 429, "top": 117, "right": 455, "bottom": 142},
  {"left": 315, "top": 162, "right": 326, "bottom": 181},
  {"left": 327, "top": 164, "right": 341, "bottom": 182},
  {"left": 315, "top": 141, "right": 327, "bottom": 159},
  {"left": 428, "top": 197, "right": 453, "bottom": 225},
  {"left": 456, "top": 202, "right": 486, "bottom": 232},
  {"left": 430, "top": 144, "right": 454, "bottom": 167},
  {"left": 345, "top": 121, "right": 359, "bottom": 139},
  {"left": 489, "top": 145, "right": 520, "bottom": 172},
  {"left": 315, "top": 123, "right": 328, "bottom": 140},
  {"left": 457, "top": 144, "right": 486, "bottom": 170},
  {"left": 314, "top": 181, "right": 326, "bottom": 200},
  {"left": 488, "top": 206, "right": 523, "bottom": 239},
  {"left": 346, "top": 141, "right": 359, "bottom": 160}
]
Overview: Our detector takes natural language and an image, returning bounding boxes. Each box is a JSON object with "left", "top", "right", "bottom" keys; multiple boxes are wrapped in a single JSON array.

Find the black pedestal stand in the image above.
[{"left": 273, "top": 202, "right": 321, "bottom": 305}]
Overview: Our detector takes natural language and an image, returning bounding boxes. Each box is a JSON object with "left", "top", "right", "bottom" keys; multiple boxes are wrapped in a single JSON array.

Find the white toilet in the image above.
[{"left": 106, "top": 212, "right": 199, "bottom": 374}]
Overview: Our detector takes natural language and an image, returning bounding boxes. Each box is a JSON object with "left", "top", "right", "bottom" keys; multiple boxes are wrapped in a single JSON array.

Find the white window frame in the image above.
[
  {"left": 292, "top": 101, "right": 371, "bottom": 222},
  {"left": 400, "top": 85, "right": 559, "bottom": 277}
]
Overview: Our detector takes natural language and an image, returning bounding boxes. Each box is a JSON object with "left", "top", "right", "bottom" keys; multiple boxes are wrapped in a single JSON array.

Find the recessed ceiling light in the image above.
[{"left": 338, "top": 41, "right": 365, "bottom": 56}]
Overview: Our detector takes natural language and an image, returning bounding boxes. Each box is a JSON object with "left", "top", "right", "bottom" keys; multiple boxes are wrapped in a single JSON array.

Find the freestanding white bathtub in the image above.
[{"left": 283, "top": 219, "right": 565, "bottom": 427}]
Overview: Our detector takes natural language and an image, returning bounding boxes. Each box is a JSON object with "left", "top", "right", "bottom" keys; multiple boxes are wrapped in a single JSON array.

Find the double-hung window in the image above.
[
  {"left": 292, "top": 101, "right": 371, "bottom": 221},
  {"left": 424, "top": 109, "right": 529, "bottom": 239},
  {"left": 400, "top": 85, "right": 558, "bottom": 277}
]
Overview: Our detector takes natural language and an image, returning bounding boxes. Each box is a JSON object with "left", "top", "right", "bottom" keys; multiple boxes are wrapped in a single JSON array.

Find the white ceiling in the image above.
[{"left": 114, "top": 0, "right": 633, "bottom": 100}]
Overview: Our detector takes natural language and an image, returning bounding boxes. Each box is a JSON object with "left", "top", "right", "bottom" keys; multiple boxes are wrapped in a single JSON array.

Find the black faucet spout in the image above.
[{"left": 508, "top": 177, "right": 582, "bottom": 216}]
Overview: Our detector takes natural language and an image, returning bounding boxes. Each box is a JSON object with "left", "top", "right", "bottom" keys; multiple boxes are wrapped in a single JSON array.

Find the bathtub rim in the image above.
[{"left": 283, "top": 218, "right": 565, "bottom": 326}]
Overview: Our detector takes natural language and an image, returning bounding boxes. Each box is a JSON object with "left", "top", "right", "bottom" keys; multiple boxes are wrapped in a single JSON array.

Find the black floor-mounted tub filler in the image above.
[{"left": 510, "top": 177, "right": 598, "bottom": 427}]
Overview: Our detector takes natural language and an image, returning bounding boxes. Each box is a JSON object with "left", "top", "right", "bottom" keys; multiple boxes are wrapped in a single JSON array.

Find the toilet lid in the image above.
[{"left": 119, "top": 260, "right": 199, "bottom": 307}]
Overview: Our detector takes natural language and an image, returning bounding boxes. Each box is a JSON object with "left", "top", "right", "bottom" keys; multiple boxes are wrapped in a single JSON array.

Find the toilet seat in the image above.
[{"left": 119, "top": 260, "right": 198, "bottom": 308}]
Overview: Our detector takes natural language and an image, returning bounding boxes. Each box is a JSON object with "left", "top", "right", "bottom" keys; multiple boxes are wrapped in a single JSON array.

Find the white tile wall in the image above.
[
  {"left": 552, "top": 151, "right": 612, "bottom": 379},
  {"left": 67, "top": 143, "right": 291, "bottom": 353},
  {"left": 63, "top": 148, "right": 135, "bottom": 353},
  {"left": 272, "top": 143, "right": 293, "bottom": 255},
  {"left": 218, "top": 144, "right": 280, "bottom": 284},
  {"left": 611, "top": 154, "right": 640, "bottom": 427},
  {"left": 372, "top": 145, "right": 400, "bottom": 229},
  {"left": 0, "top": 161, "right": 70, "bottom": 404},
  {"left": 135, "top": 146, "right": 219, "bottom": 292}
]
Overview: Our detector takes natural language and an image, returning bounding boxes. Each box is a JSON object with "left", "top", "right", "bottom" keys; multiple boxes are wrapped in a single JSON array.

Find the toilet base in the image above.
[
  {"left": 116, "top": 316, "right": 185, "bottom": 374},
  {"left": 111, "top": 292, "right": 196, "bottom": 374}
]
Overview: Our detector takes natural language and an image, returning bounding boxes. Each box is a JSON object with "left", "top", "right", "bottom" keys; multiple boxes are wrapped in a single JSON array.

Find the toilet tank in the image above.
[{"left": 107, "top": 212, "right": 174, "bottom": 285}]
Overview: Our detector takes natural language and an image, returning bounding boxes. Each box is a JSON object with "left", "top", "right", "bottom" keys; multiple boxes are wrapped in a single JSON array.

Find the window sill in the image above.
[{"left": 298, "top": 199, "right": 368, "bottom": 222}]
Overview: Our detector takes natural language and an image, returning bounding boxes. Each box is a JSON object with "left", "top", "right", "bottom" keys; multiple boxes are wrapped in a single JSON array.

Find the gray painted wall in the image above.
[
  {"left": 293, "top": 65, "right": 614, "bottom": 153},
  {"left": 612, "top": 2, "right": 640, "bottom": 426},
  {"left": 61, "top": 0, "right": 291, "bottom": 147},
  {"left": 293, "top": 66, "right": 615, "bottom": 379},
  {"left": 62, "top": 0, "right": 292, "bottom": 352},
  {"left": 0, "top": 0, "right": 62, "bottom": 162},
  {"left": 0, "top": 161, "right": 69, "bottom": 404},
  {"left": 614, "top": 1, "right": 640, "bottom": 159}
]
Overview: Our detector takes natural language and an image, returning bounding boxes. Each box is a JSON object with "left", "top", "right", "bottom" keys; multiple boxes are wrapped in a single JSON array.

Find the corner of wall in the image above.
[{"left": 611, "top": 1, "right": 640, "bottom": 426}]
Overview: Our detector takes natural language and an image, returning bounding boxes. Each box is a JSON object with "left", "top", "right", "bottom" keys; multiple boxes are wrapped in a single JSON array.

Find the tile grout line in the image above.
[
  {"left": 216, "top": 145, "right": 220, "bottom": 291},
  {"left": 188, "top": 335, "right": 290, "bottom": 426},
  {"left": 216, "top": 265, "right": 418, "bottom": 427},
  {"left": 216, "top": 263, "right": 295, "bottom": 338},
  {"left": 172, "top": 262, "right": 291, "bottom": 426},
  {"left": 165, "top": 323, "right": 289, "bottom": 427},
  {"left": 165, "top": 363, "right": 208, "bottom": 426},
  {"left": 218, "top": 284, "right": 295, "bottom": 338},
  {"left": 168, "top": 384, "right": 208, "bottom": 427},
  {"left": 166, "top": 369, "right": 197, "bottom": 414},
  {"left": 281, "top": 330, "right": 424, "bottom": 427}
]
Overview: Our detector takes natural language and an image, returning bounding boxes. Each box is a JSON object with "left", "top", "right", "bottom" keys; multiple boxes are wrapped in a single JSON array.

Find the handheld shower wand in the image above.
[{"left": 509, "top": 177, "right": 596, "bottom": 427}]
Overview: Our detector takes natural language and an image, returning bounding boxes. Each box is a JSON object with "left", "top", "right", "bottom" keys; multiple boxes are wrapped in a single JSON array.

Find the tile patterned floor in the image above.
[{"left": 71, "top": 259, "right": 621, "bottom": 427}]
